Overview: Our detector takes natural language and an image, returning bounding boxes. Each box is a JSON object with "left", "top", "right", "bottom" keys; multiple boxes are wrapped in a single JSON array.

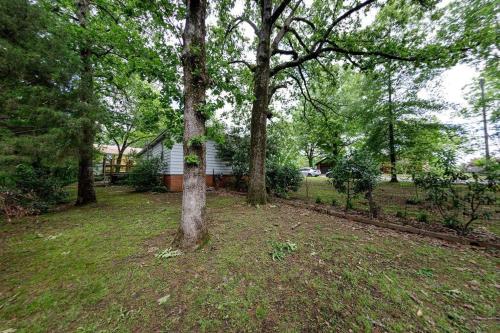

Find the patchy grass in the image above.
[
  {"left": 293, "top": 176, "right": 500, "bottom": 237},
  {"left": 1, "top": 186, "right": 499, "bottom": 332}
]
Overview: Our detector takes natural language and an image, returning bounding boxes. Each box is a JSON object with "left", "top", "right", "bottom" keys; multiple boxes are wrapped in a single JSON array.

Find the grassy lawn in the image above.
[
  {"left": 291, "top": 176, "right": 500, "bottom": 237},
  {"left": 1, "top": 186, "right": 499, "bottom": 332}
]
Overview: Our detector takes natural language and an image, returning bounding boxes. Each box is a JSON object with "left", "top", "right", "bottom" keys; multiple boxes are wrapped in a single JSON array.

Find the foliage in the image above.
[
  {"left": 266, "top": 164, "right": 302, "bottom": 198},
  {"left": 415, "top": 153, "right": 498, "bottom": 234},
  {"left": 416, "top": 212, "right": 429, "bottom": 223},
  {"left": 184, "top": 154, "right": 200, "bottom": 166},
  {"left": 328, "top": 150, "right": 381, "bottom": 215},
  {"left": 155, "top": 248, "right": 182, "bottom": 259},
  {"left": 0, "top": 163, "right": 72, "bottom": 218},
  {"left": 315, "top": 196, "right": 322, "bottom": 204},
  {"left": 128, "top": 157, "right": 165, "bottom": 192},
  {"left": 269, "top": 240, "right": 297, "bottom": 261},
  {"left": 216, "top": 127, "right": 301, "bottom": 194}
]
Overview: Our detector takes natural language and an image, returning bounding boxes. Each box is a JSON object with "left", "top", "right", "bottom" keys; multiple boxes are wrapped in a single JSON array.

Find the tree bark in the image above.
[
  {"left": 387, "top": 66, "right": 398, "bottom": 183},
  {"left": 247, "top": 0, "right": 272, "bottom": 205},
  {"left": 115, "top": 145, "right": 126, "bottom": 174},
  {"left": 177, "top": 0, "right": 208, "bottom": 249},
  {"left": 75, "top": 0, "right": 96, "bottom": 205}
]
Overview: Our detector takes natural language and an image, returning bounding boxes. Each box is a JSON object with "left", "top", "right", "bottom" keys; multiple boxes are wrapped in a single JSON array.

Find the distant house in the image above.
[
  {"left": 94, "top": 144, "right": 141, "bottom": 176},
  {"left": 315, "top": 157, "right": 334, "bottom": 174},
  {"left": 138, "top": 132, "right": 233, "bottom": 191}
]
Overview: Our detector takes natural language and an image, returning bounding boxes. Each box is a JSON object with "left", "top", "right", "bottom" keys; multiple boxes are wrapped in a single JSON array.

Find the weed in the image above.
[
  {"left": 155, "top": 248, "right": 182, "bottom": 259},
  {"left": 331, "top": 198, "right": 337, "bottom": 206},
  {"left": 269, "top": 240, "right": 297, "bottom": 261},
  {"left": 315, "top": 196, "right": 322, "bottom": 204},
  {"left": 417, "top": 268, "right": 434, "bottom": 277},
  {"left": 416, "top": 212, "right": 428, "bottom": 223}
]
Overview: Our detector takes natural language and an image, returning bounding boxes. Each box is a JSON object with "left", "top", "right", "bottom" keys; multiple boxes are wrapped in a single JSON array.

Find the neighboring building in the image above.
[
  {"left": 94, "top": 144, "right": 141, "bottom": 176},
  {"left": 138, "top": 132, "right": 233, "bottom": 191},
  {"left": 315, "top": 157, "right": 334, "bottom": 174}
]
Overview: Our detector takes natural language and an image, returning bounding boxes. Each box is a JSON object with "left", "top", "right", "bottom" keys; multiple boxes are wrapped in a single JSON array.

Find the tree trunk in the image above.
[
  {"left": 177, "top": 0, "right": 208, "bottom": 249},
  {"left": 388, "top": 67, "right": 398, "bottom": 183},
  {"left": 247, "top": 0, "right": 272, "bottom": 205},
  {"left": 115, "top": 149, "right": 125, "bottom": 174},
  {"left": 75, "top": 0, "right": 96, "bottom": 205},
  {"left": 307, "top": 146, "right": 314, "bottom": 167}
]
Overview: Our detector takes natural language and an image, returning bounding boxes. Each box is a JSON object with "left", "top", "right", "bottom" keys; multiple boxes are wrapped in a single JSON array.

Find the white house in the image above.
[{"left": 138, "top": 131, "right": 233, "bottom": 191}]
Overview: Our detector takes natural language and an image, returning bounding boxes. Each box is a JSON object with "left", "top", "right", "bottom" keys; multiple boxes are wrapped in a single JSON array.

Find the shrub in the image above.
[
  {"left": 331, "top": 198, "right": 337, "bottom": 206},
  {"left": 415, "top": 152, "right": 498, "bottom": 235},
  {"left": 443, "top": 216, "right": 460, "bottom": 229},
  {"left": 406, "top": 197, "right": 422, "bottom": 205},
  {"left": 266, "top": 164, "right": 302, "bottom": 198},
  {"left": 416, "top": 212, "right": 428, "bottom": 223},
  {"left": 315, "top": 196, "right": 322, "bottom": 204},
  {"left": 128, "top": 157, "right": 165, "bottom": 192},
  {"left": 0, "top": 163, "right": 71, "bottom": 219},
  {"left": 396, "top": 210, "right": 405, "bottom": 218},
  {"left": 327, "top": 150, "right": 380, "bottom": 217}
]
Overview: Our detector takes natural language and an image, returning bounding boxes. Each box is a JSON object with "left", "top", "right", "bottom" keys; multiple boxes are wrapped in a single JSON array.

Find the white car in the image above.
[{"left": 299, "top": 167, "right": 321, "bottom": 177}]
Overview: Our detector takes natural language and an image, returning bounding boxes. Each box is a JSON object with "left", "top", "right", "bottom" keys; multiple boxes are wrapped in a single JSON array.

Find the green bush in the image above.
[
  {"left": 415, "top": 151, "right": 498, "bottom": 235},
  {"left": 128, "top": 157, "right": 166, "bottom": 192},
  {"left": 443, "top": 216, "right": 460, "bottom": 229},
  {"left": 266, "top": 164, "right": 302, "bottom": 198},
  {"left": 327, "top": 150, "right": 380, "bottom": 216},
  {"left": 315, "top": 196, "right": 323, "bottom": 204},
  {"left": 406, "top": 197, "right": 422, "bottom": 205},
  {"left": 416, "top": 212, "right": 428, "bottom": 223},
  {"left": 331, "top": 198, "right": 337, "bottom": 206},
  {"left": 396, "top": 210, "right": 405, "bottom": 218},
  {"left": 1, "top": 163, "right": 72, "bottom": 218}
]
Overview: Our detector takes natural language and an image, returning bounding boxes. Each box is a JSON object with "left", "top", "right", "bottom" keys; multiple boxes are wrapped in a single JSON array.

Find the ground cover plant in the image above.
[{"left": 0, "top": 187, "right": 498, "bottom": 332}]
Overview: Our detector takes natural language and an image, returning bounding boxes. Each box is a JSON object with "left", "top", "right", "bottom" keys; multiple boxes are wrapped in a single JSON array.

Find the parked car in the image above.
[{"left": 299, "top": 167, "right": 321, "bottom": 177}]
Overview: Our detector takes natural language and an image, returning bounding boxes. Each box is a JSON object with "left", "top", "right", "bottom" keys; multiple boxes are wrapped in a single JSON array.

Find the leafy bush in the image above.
[
  {"left": 396, "top": 210, "right": 406, "bottom": 218},
  {"left": 331, "top": 198, "right": 337, "bottom": 206},
  {"left": 415, "top": 152, "right": 498, "bottom": 235},
  {"left": 128, "top": 157, "right": 165, "bottom": 192},
  {"left": 315, "top": 196, "right": 322, "bottom": 204},
  {"left": 406, "top": 197, "right": 422, "bottom": 205},
  {"left": 416, "top": 211, "right": 428, "bottom": 223},
  {"left": 266, "top": 164, "right": 302, "bottom": 198},
  {"left": 269, "top": 240, "right": 297, "bottom": 261},
  {"left": 0, "top": 163, "right": 72, "bottom": 219},
  {"left": 327, "top": 150, "right": 380, "bottom": 217}
]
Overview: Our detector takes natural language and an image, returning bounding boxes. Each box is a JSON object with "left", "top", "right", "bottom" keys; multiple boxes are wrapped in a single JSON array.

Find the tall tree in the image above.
[
  {"left": 0, "top": 0, "right": 79, "bottom": 182},
  {"left": 100, "top": 76, "right": 180, "bottom": 173},
  {"left": 74, "top": 0, "right": 97, "bottom": 205},
  {"left": 177, "top": 0, "right": 209, "bottom": 248}
]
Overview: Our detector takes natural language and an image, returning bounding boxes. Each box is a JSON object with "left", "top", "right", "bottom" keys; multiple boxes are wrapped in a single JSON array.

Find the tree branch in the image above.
[
  {"left": 226, "top": 16, "right": 258, "bottom": 37},
  {"left": 271, "top": 0, "right": 302, "bottom": 52},
  {"left": 271, "top": 43, "right": 417, "bottom": 76},
  {"left": 228, "top": 60, "right": 256, "bottom": 72},
  {"left": 270, "top": 0, "right": 294, "bottom": 24}
]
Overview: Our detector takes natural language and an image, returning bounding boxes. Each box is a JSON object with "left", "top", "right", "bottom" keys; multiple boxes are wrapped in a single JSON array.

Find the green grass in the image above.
[
  {"left": 293, "top": 176, "right": 500, "bottom": 236},
  {"left": 1, "top": 186, "right": 499, "bottom": 332}
]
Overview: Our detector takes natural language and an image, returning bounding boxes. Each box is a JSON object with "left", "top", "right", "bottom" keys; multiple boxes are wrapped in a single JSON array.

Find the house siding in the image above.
[{"left": 146, "top": 140, "right": 232, "bottom": 176}]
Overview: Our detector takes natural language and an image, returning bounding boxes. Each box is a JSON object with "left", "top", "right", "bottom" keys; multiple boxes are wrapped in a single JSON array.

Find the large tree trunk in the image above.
[
  {"left": 177, "top": 0, "right": 208, "bottom": 249},
  {"left": 388, "top": 66, "right": 398, "bottom": 183},
  {"left": 247, "top": 0, "right": 272, "bottom": 205},
  {"left": 75, "top": 0, "right": 96, "bottom": 205}
]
